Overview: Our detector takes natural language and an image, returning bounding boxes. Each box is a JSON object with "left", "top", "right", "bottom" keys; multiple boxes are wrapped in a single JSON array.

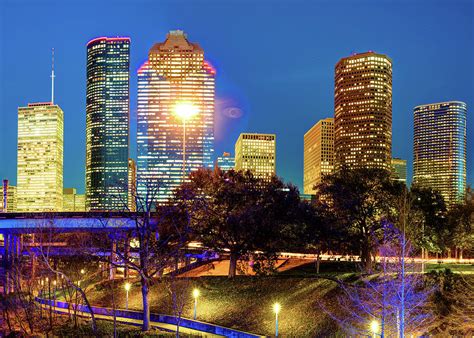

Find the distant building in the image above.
[
  {"left": 304, "top": 118, "right": 334, "bottom": 195},
  {"left": 235, "top": 133, "right": 276, "bottom": 181},
  {"left": 413, "top": 101, "right": 467, "bottom": 207},
  {"left": 137, "top": 30, "right": 215, "bottom": 204},
  {"left": 86, "top": 36, "right": 131, "bottom": 211},
  {"left": 63, "top": 188, "right": 86, "bottom": 211},
  {"left": 17, "top": 102, "right": 64, "bottom": 212},
  {"left": 334, "top": 52, "right": 392, "bottom": 170},
  {"left": 128, "top": 158, "right": 136, "bottom": 211},
  {"left": 391, "top": 158, "right": 407, "bottom": 185},
  {"left": 215, "top": 152, "right": 235, "bottom": 172},
  {"left": 1, "top": 179, "right": 17, "bottom": 212}
]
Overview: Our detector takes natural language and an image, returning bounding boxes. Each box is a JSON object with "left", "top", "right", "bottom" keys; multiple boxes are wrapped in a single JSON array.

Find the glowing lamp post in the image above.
[
  {"left": 192, "top": 288, "right": 200, "bottom": 320},
  {"left": 370, "top": 320, "right": 380, "bottom": 337},
  {"left": 124, "top": 282, "right": 131, "bottom": 310},
  {"left": 273, "top": 302, "right": 281, "bottom": 337},
  {"left": 174, "top": 102, "right": 199, "bottom": 182}
]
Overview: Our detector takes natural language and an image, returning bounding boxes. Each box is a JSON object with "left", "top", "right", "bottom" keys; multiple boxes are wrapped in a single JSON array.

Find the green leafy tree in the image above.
[
  {"left": 315, "top": 167, "right": 403, "bottom": 272},
  {"left": 175, "top": 168, "right": 301, "bottom": 278},
  {"left": 410, "top": 186, "right": 448, "bottom": 256}
]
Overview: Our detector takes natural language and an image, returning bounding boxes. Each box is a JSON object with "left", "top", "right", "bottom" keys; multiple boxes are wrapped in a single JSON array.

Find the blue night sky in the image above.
[{"left": 0, "top": 0, "right": 473, "bottom": 194}]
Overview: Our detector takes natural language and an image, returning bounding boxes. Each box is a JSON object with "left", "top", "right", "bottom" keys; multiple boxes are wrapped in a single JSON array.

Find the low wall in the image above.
[{"left": 36, "top": 297, "right": 264, "bottom": 337}]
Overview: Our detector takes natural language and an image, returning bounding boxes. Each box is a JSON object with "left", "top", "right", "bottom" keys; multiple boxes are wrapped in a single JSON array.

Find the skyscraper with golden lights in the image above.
[
  {"left": 413, "top": 101, "right": 467, "bottom": 207},
  {"left": 137, "top": 30, "right": 215, "bottom": 203},
  {"left": 235, "top": 133, "right": 276, "bottom": 180},
  {"left": 86, "top": 37, "right": 130, "bottom": 211},
  {"left": 334, "top": 52, "right": 392, "bottom": 170},
  {"left": 304, "top": 118, "right": 334, "bottom": 195},
  {"left": 17, "top": 102, "right": 64, "bottom": 212}
]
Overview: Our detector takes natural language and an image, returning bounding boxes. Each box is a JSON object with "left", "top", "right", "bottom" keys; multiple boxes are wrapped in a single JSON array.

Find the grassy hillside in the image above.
[{"left": 84, "top": 262, "right": 474, "bottom": 337}]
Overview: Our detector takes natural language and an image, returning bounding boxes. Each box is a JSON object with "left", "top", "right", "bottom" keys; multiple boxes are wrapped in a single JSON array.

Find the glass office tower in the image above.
[
  {"left": 86, "top": 37, "right": 130, "bottom": 211},
  {"left": 137, "top": 30, "right": 215, "bottom": 204},
  {"left": 334, "top": 52, "right": 392, "bottom": 170},
  {"left": 17, "top": 103, "right": 64, "bottom": 212},
  {"left": 413, "top": 101, "right": 467, "bottom": 207}
]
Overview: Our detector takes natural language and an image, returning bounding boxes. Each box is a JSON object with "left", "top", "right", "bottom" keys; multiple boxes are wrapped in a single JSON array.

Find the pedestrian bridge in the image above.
[{"left": 0, "top": 212, "right": 148, "bottom": 233}]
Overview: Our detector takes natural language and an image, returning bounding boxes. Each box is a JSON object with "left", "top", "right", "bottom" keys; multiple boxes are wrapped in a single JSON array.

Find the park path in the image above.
[{"left": 38, "top": 302, "right": 224, "bottom": 337}]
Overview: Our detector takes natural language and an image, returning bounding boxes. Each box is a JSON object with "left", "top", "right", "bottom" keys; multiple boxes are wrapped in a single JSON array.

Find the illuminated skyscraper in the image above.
[
  {"left": 17, "top": 103, "right": 64, "bottom": 212},
  {"left": 391, "top": 158, "right": 407, "bottom": 185},
  {"left": 1, "top": 179, "right": 17, "bottom": 212},
  {"left": 413, "top": 101, "right": 467, "bottom": 207},
  {"left": 235, "top": 133, "right": 276, "bottom": 180},
  {"left": 128, "top": 158, "right": 136, "bottom": 211},
  {"left": 86, "top": 37, "right": 130, "bottom": 211},
  {"left": 63, "top": 188, "right": 86, "bottom": 212},
  {"left": 334, "top": 52, "right": 392, "bottom": 170},
  {"left": 215, "top": 152, "right": 235, "bottom": 172},
  {"left": 304, "top": 118, "right": 334, "bottom": 195},
  {"left": 137, "top": 30, "right": 215, "bottom": 203}
]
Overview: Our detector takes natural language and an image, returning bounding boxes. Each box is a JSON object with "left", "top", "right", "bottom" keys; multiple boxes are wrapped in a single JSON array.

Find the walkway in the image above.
[{"left": 37, "top": 298, "right": 264, "bottom": 337}]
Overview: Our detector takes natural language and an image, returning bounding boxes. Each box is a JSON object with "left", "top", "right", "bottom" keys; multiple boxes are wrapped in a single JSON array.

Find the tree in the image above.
[
  {"left": 175, "top": 168, "right": 302, "bottom": 278},
  {"left": 446, "top": 187, "right": 474, "bottom": 259},
  {"left": 92, "top": 183, "right": 191, "bottom": 331},
  {"left": 321, "top": 223, "right": 436, "bottom": 337},
  {"left": 410, "top": 185, "right": 448, "bottom": 259},
  {"left": 315, "top": 167, "right": 403, "bottom": 272}
]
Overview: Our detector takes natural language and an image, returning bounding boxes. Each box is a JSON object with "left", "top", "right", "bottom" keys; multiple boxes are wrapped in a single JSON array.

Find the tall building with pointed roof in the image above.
[{"left": 137, "top": 30, "right": 215, "bottom": 204}]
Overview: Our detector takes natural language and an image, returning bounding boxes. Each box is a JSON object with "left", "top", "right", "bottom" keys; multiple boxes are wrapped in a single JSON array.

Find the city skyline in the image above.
[{"left": 0, "top": 1, "right": 472, "bottom": 193}]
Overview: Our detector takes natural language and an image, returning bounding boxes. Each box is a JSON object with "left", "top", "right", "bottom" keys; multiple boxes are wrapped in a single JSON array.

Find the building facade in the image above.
[
  {"left": 215, "top": 152, "right": 235, "bottom": 172},
  {"left": 86, "top": 37, "right": 130, "bottom": 211},
  {"left": 63, "top": 188, "right": 86, "bottom": 211},
  {"left": 304, "top": 118, "right": 334, "bottom": 195},
  {"left": 413, "top": 101, "right": 467, "bottom": 207},
  {"left": 391, "top": 158, "right": 407, "bottom": 185},
  {"left": 334, "top": 52, "right": 392, "bottom": 170},
  {"left": 128, "top": 158, "right": 136, "bottom": 211},
  {"left": 137, "top": 30, "right": 215, "bottom": 204},
  {"left": 235, "top": 133, "right": 276, "bottom": 180},
  {"left": 17, "top": 103, "right": 64, "bottom": 212},
  {"left": 1, "top": 180, "right": 17, "bottom": 212}
]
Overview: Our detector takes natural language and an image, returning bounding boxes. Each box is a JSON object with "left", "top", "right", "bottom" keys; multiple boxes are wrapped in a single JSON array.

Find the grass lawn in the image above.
[
  {"left": 83, "top": 262, "right": 474, "bottom": 337},
  {"left": 426, "top": 263, "right": 474, "bottom": 273}
]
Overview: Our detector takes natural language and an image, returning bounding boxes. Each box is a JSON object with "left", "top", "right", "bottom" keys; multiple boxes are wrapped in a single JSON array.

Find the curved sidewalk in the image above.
[{"left": 36, "top": 297, "right": 264, "bottom": 337}]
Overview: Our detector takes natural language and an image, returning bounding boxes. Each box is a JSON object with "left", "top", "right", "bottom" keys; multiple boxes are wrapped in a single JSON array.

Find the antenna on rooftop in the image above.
[{"left": 51, "top": 48, "right": 55, "bottom": 104}]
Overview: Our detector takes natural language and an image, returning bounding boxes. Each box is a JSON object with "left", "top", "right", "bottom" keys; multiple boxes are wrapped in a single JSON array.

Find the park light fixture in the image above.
[
  {"left": 124, "top": 282, "right": 131, "bottom": 310},
  {"left": 273, "top": 302, "right": 281, "bottom": 337},
  {"left": 370, "top": 320, "right": 379, "bottom": 337},
  {"left": 174, "top": 101, "right": 199, "bottom": 121},
  {"left": 193, "top": 288, "right": 200, "bottom": 320},
  {"left": 174, "top": 101, "right": 199, "bottom": 182},
  {"left": 80, "top": 268, "right": 85, "bottom": 275}
]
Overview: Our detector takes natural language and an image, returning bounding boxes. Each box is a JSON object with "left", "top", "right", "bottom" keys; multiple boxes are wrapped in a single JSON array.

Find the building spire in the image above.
[{"left": 51, "top": 48, "right": 55, "bottom": 104}]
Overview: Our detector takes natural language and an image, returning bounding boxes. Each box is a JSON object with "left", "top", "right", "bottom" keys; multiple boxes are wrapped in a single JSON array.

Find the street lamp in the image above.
[
  {"left": 273, "top": 302, "right": 281, "bottom": 337},
  {"left": 80, "top": 268, "right": 85, "bottom": 275},
  {"left": 370, "top": 320, "right": 379, "bottom": 337},
  {"left": 124, "top": 282, "right": 131, "bottom": 310},
  {"left": 192, "top": 288, "right": 200, "bottom": 320},
  {"left": 174, "top": 102, "right": 199, "bottom": 182}
]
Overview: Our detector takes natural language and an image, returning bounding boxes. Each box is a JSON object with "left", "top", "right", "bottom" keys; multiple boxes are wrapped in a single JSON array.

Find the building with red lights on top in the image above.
[{"left": 137, "top": 30, "right": 216, "bottom": 203}]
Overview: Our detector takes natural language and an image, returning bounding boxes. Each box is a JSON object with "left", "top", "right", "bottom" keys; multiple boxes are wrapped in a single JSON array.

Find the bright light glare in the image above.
[
  {"left": 174, "top": 102, "right": 199, "bottom": 121},
  {"left": 124, "top": 282, "right": 131, "bottom": 291},
  {"left": 370, "top": 320, "right": 379, "bottom": 333},
  {"left": 193, "top": 288, "right": 200, "bottom": 298},
  {"left": 80, "top": 269, "right": 85, "bottom": 275},
  {"left": 273, "top": 302, "right": 281, "bottom": 314}
]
